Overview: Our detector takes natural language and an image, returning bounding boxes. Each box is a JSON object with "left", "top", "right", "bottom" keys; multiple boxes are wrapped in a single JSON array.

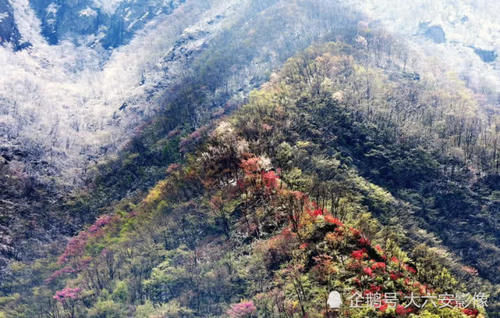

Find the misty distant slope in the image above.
[{"left": 347, "top": 0, "right": 500, "bottom": 105}]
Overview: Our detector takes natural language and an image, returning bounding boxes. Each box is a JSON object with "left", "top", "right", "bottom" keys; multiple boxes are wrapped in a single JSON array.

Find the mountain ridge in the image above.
[
  {"left": 0, "top": 1, "right": 498, "bottom": 317},
  {"left": 1, "top": 39, "right": 497, "bottom": 317}
]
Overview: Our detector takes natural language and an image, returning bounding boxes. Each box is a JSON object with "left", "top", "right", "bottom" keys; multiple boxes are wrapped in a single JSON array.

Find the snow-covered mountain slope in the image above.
[
  {"left": 29, "top": 0, "right": 186, "bottom": 48},
  {"left": 347, "top": 0, "right": 500, "bottom": 105},
  {"left": 0, "top": 0, "right": 363, "bottom": 187},
  {"left": 1, "top": 0, "right": 217, "bottom": 184}
]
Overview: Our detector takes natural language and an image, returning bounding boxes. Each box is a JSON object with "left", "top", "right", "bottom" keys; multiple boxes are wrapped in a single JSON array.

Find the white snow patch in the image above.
[
  {"left": 9, "top": 0, "right": 47, "bottom": 46},
  {"left": 92, "top": 0, "right": 125, "bottom": 15},
  {"left": 0, "top": 12, "right": 8, "bottom": 23},
  {"left": 46, "top": 3, "right": 59, "bottom": 15},
  {"left": 80, "top": 7, "right": 97, "bottom": 17},
  {"left": 1, "top": 0, "right": 245, "bottom": 183},
  {"left": 345, "top": 0, "right": 500, "bottom": 98},
  {"left": 124, "top": 9, "right": 132, "bottom": 21}
]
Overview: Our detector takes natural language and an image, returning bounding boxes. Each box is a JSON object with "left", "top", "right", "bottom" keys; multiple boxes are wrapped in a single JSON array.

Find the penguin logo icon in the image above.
[{"left": 328, "top": 291, "right": 342, "bottom": 309}]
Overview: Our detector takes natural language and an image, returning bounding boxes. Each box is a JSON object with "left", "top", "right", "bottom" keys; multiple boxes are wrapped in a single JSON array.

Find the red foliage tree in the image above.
[
  {"left": 311, "top": 208, "right": 323, "bottom": 216},
  {"left": 227, "top": 300, "right": 257, "bottom": 318},
  {"left": 262, "top": 170, "right": 279, "bottom": 191},
  {"left": 462, "top": 308, "right": 479, "bottom": 317},
  {"left": 390, "top": 272, "right": 402, "bottom": 281},
  {"left": 405, "top": 265, "right": 417, "bottom": 274},
  {"left": 88, "top": 215, "right": 114, "bottom": 233},
  {"left": 58, "top": 232, "right": 89, "bottom": 265},
  {"left": 241, "top": 157, "right": 261, "bottom": 175},
  {"left": 378, "top": 303, "right": 388, "bottom": 312},
  {"left": 324, "top": 215, "right": 343, "bottom": 226},
  {"left": 363, "top": 267, "right": 373, "bottom": 277},
  {"left": 53, "top": 287, "right": 81, "bottom": 303},
  {"left": 395, "top": 305, "right": 407, "bottom": 315},
  {"left": 358, "top": 237, "right": 371, "bottom": 246},
  {"left": 351, "top": 249, "right": 367, "bottom": 260},
  {"left": 371, "top": 262, "right": 386, "bottom": 271}
]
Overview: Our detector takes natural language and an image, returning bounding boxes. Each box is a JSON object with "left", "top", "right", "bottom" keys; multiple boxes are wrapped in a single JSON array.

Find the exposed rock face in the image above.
[
  {"left": 423, "top": 24, "right": 446, "bottom": 43},
  {"left": 0, "top": 0, "right": 21, "bottom": 48},
  {"left": 473, "top": 47, "right": 497, "bottom": 62},
  {"left": 29, "top": 0, "right": 186, "bottom": 48},
  {"left": 0, "top": 150, "right": 60, "bottom": 267}
]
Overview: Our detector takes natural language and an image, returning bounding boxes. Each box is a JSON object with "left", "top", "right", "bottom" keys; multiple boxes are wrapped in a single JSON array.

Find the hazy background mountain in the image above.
[{"left": 347, "top": 0, "right": 499, "bottom": 108}]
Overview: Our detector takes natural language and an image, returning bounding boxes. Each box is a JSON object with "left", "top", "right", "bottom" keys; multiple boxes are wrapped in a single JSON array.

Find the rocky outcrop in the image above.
[
  {"left": 0, "top": 144, "right": 61, "bottom": 268},
  {"left": 423, "top": 24, "right": 446, "bottom": 44},
  {"left": 473, "top": 47, "right": 497, "bottom": 63},
  {"left": 0, "top": 0, "right": 21, "bottom": 49},
  {"left": 29, "top": 0, "right": 186, "bottom": 48}
]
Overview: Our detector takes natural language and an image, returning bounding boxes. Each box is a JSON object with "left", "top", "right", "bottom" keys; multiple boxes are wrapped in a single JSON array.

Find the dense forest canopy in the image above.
[{"left": 0, "top": 0, "right": 498, "bottom": 317}]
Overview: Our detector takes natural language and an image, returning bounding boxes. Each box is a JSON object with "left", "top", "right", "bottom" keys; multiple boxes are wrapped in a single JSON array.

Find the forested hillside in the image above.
[
  {"left": 1, "top": 37, "right": 497, "bottom": 317},
  {"left": 0, "top": 1, "right": 498, "bottom": 317},
  {"left": 0, "top": 0, "right": 360, "bottom": 271}
]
